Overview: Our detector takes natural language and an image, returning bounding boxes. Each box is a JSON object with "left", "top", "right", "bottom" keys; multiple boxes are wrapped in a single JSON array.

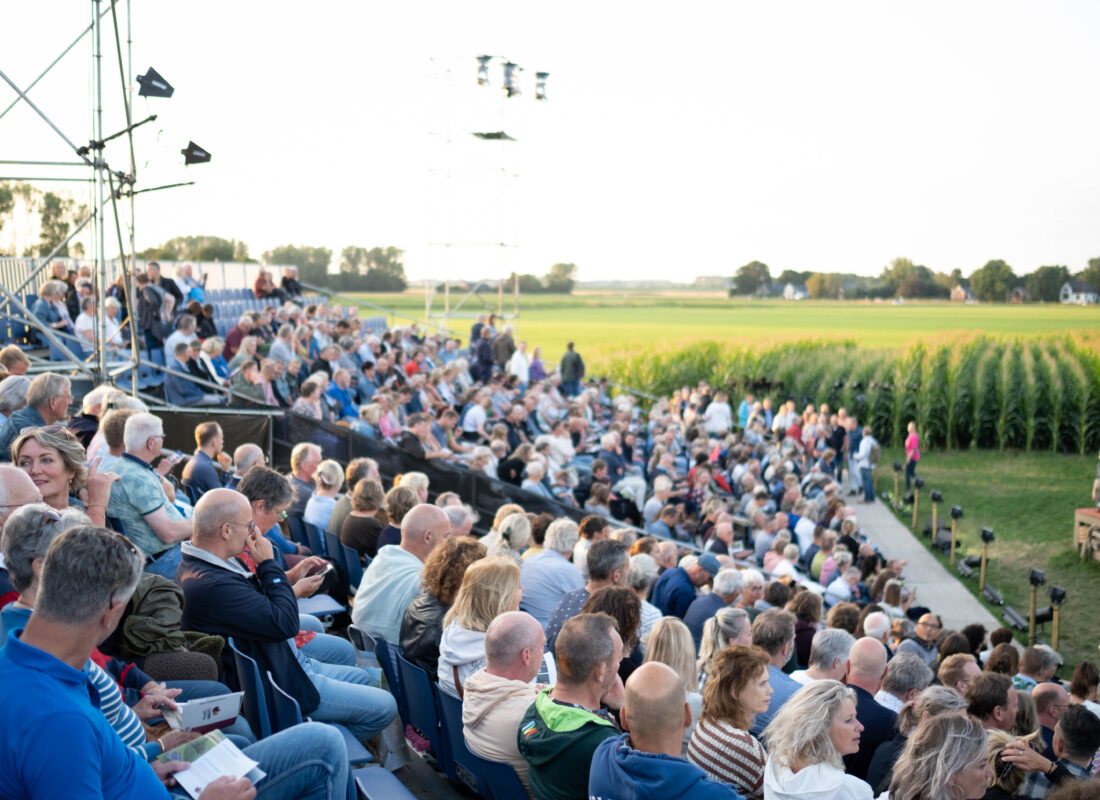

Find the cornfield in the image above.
[{"left": 605, "top": 334, "right": 1100, "bottom": 452}]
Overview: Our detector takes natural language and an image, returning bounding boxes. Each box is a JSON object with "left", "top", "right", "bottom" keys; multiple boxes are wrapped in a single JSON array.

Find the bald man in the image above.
[
  {"left": 842, "top": 636, "right": 896, "bottom": 781},
  {"left": 588, "top": 662, "right": 740, "bottom": 800},
  {"left": 1033, "top": 682, "right": 1071, "bottom": 761},
  {"left": 179, "top": 489, "right": 397, "bottom": 745},
  {"left": 462, "top": 611, "right": 544, "bottom": 792},
  {"left": 351, "top": 503, "right": 449, "bottom": 642}
]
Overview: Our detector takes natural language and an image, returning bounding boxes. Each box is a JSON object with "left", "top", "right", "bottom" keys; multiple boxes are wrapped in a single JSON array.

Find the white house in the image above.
[
  {"left": 1060, "top": 281, "right": 1098, "bottom": 305},
  {"left": 783, "top": 282, "right": 808, "bottom": 300}
]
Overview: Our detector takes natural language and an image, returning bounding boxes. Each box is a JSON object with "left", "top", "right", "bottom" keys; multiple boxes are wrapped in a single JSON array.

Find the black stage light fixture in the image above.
[
  {"left": 476, "top": 55, "right": 492, "bottom": 86},
  {"left": 983, "top": 585, "right": 1004, "bottom": 605},
  {"left": 930, "top": 490, "right": 943, "bottom": 503},
  {"left": 502, "top": 62, "right": 520, "bottom": 97},
  {"left": 980, "top": 527, "right": 995, "bottom": 543},
  {"left": 964, "top": 555, "right": 982, "bottom": 568},
  {"left": 932, "top": 527, "right": 953, "bottom": 552},
  {"left": 1049, "top": 586, "right": 1066, "bottom": 606},
  {"left": 893, "top": 461, "right": 903, "bottom": 473},
  {"left": 914, "top": 477, "right": 925, "bottom": 489},
  {"left": 137, "top": 67, "right": 174, "bottom": 98},
  {"left": 535, "top": 71, "right": 549, "bottom": 101},
  {"left": 181, "top": 141, "right": 211, "bottom": 165},
  {"left": 957, "top": 560, "right": 975, "bottom": 578},
  {"left": 1033, "top": 606, "right": 1054, "bottom": 626},
  {"left": 1003, "top": 606, "right": 1028, "bottom": 631},
  {"left": 903, "top": 492, "right": 915, "bottom": 505},
  {"left": 951, "top": 505, "right": 964, "bottom": 520},
  {"left": 1028, "top": 568, "right": 1046, "bottom": 587}
]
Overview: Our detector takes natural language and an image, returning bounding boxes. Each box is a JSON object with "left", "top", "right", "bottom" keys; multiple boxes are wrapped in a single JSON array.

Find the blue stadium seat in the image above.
[
  {"left": 341, "top": 544, "right": 363, "bottom": 595},
  {"left": 436, "top": 684, "right": 527, "bottom": 800},
  {"left": 370, "top": 638, "right": 408, "bottom": 727},
  {"left": 227, "top": 636, "right": 272, "bottom": 738},
  {"left": 352, "top": 767, "right": 416, "bottom": 800},
  {"left": 266, "top": 671, "right": 372, "bottom": 765},
  {"left": 304, "top": 521, "right": 327, "bottom": 557},
  {"left": 397, "top": 651, "right": 453, "bottom": 780}
]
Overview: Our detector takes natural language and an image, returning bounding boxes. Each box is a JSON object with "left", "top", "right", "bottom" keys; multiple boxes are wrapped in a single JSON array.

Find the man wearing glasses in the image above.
[
  {"left": 179, "top": 488, "right": 397, "bottom": 748},
  {"left": 894, "top": 613, "right": 941, "bottom": 668}
]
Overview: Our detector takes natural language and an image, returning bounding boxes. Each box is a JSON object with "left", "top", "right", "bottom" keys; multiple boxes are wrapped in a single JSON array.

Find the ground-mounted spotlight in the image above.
[
  {"left": 1003, "top": 606, "right": 1028, "bottom": 631},
  {"left": 535, "top": 71, "right": 549, "bottom": 100},
  {"left": 1033, "top": 606, "right": 1054, "bottom": 626},
  {"left": 1049, "top": 586, "right": 1066, "bottom": 606},
  {"left": 951, "top": 505, "right": 964, "bottom": 520},
  {"left": 1027, "top": 569, "right": 1046, "bottom": 645},
  {"left": 1048, "top": 586, "right": 1067, "bottom": 650},
  {"left": 893, "top": 461, "right": 903, "bottom": 473},
  {"left": 137, "top": 67, "right": 174, "bottom": 98},
  {"left": 983, "top": 584, "right": 1004, "bottom": 605},
  {"left": 1028, "top": 569, "right": 1046, "bottom": 587},
  {"left": 963, "top": 555, "right": 982, "bottom": 568},
  {"left": 978, "top": 528, "right": 994, "bottom": 591},
  {"left": 903, "top": 492, "right": 915, "bottom": 505},
  {"left": 932, "top": 527, "right": 953, "bottom": 553},
  {"left": 181, "top": 141, "right": 211, "bottom": 165},
  {"left": 476, "top": 55, "right": 492, "bottom": 86},
  {"left": 914, "top": 476, "right": 925, "bottom": 489},
  {"left": 502, "top": 62, "right": 520, "bottom": 97},
  {"left": 930, "top": 490, "right": 943, "bottom": 503},
  {"left": 980, "top": 527, "right": 995, "bottom": 543},
  {"left": 958, "top": 560, "right": 975, "bottom": 578}
]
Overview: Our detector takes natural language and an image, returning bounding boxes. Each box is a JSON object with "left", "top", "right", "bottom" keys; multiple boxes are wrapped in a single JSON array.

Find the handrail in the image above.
[{"left": 297, "top": 279, "right": 462, "bottom": 340}]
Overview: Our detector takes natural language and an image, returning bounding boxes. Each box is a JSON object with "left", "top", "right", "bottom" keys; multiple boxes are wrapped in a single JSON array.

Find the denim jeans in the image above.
[
  {"left": 861, "top": 467, "right": 875, "bottom": 502},
  {"left": 905, "top": 459, "right": 917, "bottom": 489},
  {"left": 143, "top": 545, "right": 183, "bottom": 580},
  {"left": 303, "top": 658, "right": 397, "bottom": 744},
  {"left": 300, "top": 632, "right": 358, "bottom": 667},
  {"left": 169, "top": 721, "right": 348, "bottom": 800}
]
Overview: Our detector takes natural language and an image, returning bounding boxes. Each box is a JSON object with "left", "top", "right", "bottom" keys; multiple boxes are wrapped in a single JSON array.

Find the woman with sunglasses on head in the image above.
[{"left": 12, "top": 425, "right": 118, "bottom": 528}]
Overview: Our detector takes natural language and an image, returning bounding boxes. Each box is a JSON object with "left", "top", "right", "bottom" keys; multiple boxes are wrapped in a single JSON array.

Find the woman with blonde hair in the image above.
[
  {"left": 762, "top": 680, "right": 871, "bottom": 800},
  {"left": 688, "top": 644, "right": 772, "bottom": 799},
  {"left": 479, "top": 503, "right": 525, "bottom": 552},
  {"left": 697, "top": 607, "right": 752, "bottom": 688},
  {"left": 644, "top": 617, "right": 703, "bottom": 754},
  {"left": 397, "top": 471, "right": 429, "bottom": 503},
  {"left": 227, "top": 335, "right": 260, "bottom": 372},
  {"left": 887, "top": 713, "right": 991, "bottom": 800},
  {"left": 437, "top": 558, "right": 522, "bottom": 694},
  {"left": 865, "top": 685, "right": 966, "bottom": 794},
  {"left": 303, "top": 458, "right": 343, "bottom": 530},
  {"left": 13, "top": 426, "right": 115, "bottom": 529}
]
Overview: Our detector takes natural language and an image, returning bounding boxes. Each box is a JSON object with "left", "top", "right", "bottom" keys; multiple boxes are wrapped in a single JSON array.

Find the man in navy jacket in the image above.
[{"left": 179, "top": 488, "right": 397, "bottom": 744}]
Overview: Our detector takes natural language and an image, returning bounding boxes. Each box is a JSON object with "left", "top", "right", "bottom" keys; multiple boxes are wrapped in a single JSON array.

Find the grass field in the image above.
[
  {"left": 879, "top": 446, "right": 1100, "bottom": 671},
  {"left": 348, "top": 291, "right": 1100, "bottom": 368}
]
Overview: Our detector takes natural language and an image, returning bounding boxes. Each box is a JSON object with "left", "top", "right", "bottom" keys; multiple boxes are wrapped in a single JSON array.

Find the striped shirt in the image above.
[
  {"left": 87, "top": 662, "right": 148, "bottom": 757},
  {"left": 687, "top": 717, "right": 767, "bottom": 800}
]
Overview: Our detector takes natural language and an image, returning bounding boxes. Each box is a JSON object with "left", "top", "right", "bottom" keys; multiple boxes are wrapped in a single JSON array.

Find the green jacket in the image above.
[
  {"left": 560, "top": 350, "right": 584, "bottom": 382},
  {"left": 516, "top": 687, "right": 618, "bottom": 800}
]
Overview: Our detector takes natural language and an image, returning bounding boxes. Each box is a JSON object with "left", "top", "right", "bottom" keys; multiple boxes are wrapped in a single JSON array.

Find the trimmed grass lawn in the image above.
[{"left": 880, "top": 446, "right": 1100, "bottom": 671}]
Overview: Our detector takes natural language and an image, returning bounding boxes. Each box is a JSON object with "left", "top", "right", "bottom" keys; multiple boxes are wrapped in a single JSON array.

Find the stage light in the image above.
[
  {"left": 932, "top": 528, "right": 953, "bottom": 552},
  {"left": 914, "top": 476, "right": 925, "bottom": 489},
  {"left": 476, "top": 55, "right": 492, "bottom": 86},
  {"left": 980, "top": 527, "right": 995, "bottom": 543},
  {"left": 951, "top": 505, "right": 964, "bottom": 520},
  {"left": 1028, "top": 569, "right": 1046, "bottom": 587},
  {"left": 1033, "top": 606, "right": 1054, "bottom": 626},
  {"left": 1003, "top": 606, "right": 1028, "bottom": 631},
  {"left": 893, "top": 462, "right": 903, "bottom": 473},
  {"left": 137, "top": 67, "right": 174, "bottom": 98},
  {"left": 502, "top": 62, "right": 520, "bottom": 98},
  {"left": 957, "top": 561, "right": 974, "bottom": 578},
  {"left": 181, "top": 141, "right": 210, "bottom": 165},
  {"left": 983, "top": 585, "right": 1004, "bottom": 605},
  {"left": 930, "top": 490, "right": 943, "bottom": 503},
  {"left": 964, "top": 555, "right": 982, "bottom": 568},
  {"left": 535, "top": 71, "right": 549, "bottom": 101},
  {"left": 1049, "top": 586, "right": 1066, "bottom": 606},
  {"left": 903, "top": 492, "right": 915, "bottom": 505}
]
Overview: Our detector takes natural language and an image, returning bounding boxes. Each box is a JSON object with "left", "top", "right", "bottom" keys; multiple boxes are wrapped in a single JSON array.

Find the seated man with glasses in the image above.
[
  {"left": 106, "top": 413, "right": 193, "bottom": 579},
  {"left": 895, "top": 613, "right": 941, "bottom": 668},
  {"left": 179, "top": 488, "right": 398, "bottom": 748}
]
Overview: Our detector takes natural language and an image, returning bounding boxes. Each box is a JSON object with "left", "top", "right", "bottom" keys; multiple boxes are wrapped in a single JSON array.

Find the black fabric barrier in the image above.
[
  {"left": 153, "top": 408, "right": 272, "bottom": 463},
  {"left": 276, "top": 413, "right": 586, "bottom": 532}
]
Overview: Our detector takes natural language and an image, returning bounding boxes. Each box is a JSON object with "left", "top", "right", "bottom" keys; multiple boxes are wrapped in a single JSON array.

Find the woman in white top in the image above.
[
  {"left": 703, "top": 391, "right": 734, "bottom": 435},
  {"left": 644, "top": 617, "right": 703, "bottom": 756},
  {"left": 437, "top": 558, "right": 521, "bottom": 695},
  {"left": 304, "top": 458, "right": 343, "bottom": 530},
  {"left": 762, "top": 681, "right": 872, "bottom": 800},
  {"left": 74, "top": 296, "right": 97, "bottom": 357},
  {"left": 627, "top": 554, "right": 663, "bottom": 653}
]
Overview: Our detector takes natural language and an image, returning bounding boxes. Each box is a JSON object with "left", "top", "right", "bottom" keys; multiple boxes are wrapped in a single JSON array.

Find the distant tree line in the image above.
[
  {"left": 0, "top": 181, "right": 87, "bottom": 258},
  {"left": 730, "top": 256, "right": 1100, "bottom": 302}
]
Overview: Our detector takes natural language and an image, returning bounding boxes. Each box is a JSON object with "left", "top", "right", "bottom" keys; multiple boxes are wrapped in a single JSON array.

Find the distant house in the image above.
[
  {"left": 950, "top": 285, "right": 973, "bottom": 302},
  {"left": 783, "top": 283, "right": 808, "bottom": 300},
  {"left": 1008, "top": 287, "right": 1029, "bottom": 304},
  {"left": 1060, "top": 281, "right": 1098, "bottom": 305}
]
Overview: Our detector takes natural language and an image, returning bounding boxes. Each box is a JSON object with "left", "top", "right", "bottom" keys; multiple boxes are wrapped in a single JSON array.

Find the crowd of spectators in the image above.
[{"left": 1, "top": 269, "right": 1099, "bottom": 799}]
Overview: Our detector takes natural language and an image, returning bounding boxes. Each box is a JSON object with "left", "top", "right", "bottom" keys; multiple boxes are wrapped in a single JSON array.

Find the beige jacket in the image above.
[{"left": 460, "top": 668, "right": 539, "bottom": 795}]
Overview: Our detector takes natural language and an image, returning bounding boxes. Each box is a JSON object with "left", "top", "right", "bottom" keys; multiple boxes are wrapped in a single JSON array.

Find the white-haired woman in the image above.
[
  {"left": 762, "top": 680, "right": 871, "bottom": 800},
  {"left": 484, "top": 512, "right": 530, "bottom": 565}
]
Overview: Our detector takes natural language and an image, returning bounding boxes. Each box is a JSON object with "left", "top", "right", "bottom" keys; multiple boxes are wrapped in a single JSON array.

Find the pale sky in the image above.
[{"left": 3, "top": 1, "right": 1099, "bottom": 282}]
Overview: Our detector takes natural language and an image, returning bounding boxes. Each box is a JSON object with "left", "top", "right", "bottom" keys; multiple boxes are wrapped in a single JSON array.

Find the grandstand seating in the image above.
[
  {"left": 396, "top": 651, "right": 454, "bottom": 781},
  {"left": 227, "top": 636, "right": 272, "bottom": 739},
  {"left": 435, "top": 684, "right": 527, "bottom": 800}
]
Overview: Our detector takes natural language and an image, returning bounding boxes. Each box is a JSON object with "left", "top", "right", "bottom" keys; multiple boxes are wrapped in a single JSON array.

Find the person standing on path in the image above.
[
  {"left": 846, "top": 417, "right": 863, "bottom": 497},
  {"left": 560, "top": 341, "right": 585, "bottom": 398},
  {"left": 904, "top": 421, "right": 920, "bottom": 490},
  {"left": 857, "top": 424, "right": 878, "bottom": 504}
]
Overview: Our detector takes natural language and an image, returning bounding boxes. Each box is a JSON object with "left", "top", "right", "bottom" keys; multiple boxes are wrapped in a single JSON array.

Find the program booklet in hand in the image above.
[
  {"left": 156, "top": 730, "right": 265, "bottom": 799},
  {"left": 162, "top": 691, "right": 244, "bottom": 733}
]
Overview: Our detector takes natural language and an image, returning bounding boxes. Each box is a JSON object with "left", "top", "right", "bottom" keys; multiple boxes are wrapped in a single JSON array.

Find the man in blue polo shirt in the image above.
[
  {"left": 649, "top": 552, "right": 719, "bottom": 619},
  {"left": 0, "top": 524, "right": 348, "bottom": 800},
  {"left": 181, "top": 421, "right": 230, "bottom": 497}
]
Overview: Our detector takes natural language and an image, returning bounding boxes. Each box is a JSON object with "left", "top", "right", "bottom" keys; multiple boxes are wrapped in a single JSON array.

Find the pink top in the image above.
[{"left": 905, "top": 432, "right": 920, "bottom": 462}]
